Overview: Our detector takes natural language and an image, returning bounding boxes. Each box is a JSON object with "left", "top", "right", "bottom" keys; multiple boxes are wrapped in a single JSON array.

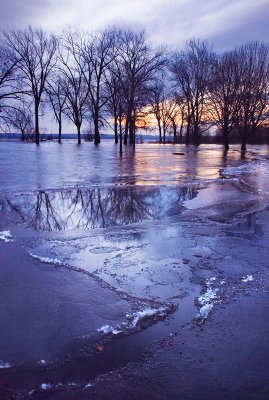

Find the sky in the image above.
[
  {"left": 1, "top": 0, "right": 269, "bottom": 51},
  {"left": 1, "top": 0, "right": 269, "bottom": 134}
]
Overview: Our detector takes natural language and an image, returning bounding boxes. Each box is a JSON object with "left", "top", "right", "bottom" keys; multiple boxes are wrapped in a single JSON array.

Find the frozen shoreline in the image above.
[{"left": 0, "top": 143, "right": 269, "bottom": 399}]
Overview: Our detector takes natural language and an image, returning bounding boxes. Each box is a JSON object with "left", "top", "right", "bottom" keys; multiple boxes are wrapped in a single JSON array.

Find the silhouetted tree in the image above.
[
  {"left": 46, "top": 73, "right": 67, "bottom": 143},
  {"left": 79, "top": 28, "right": 118, "bottom": 144},
  {"left": 233, "top": 42, "right": 269, "bottom": 151},
  {"left": 4, "top": 26, "right": 57, "bottom": 144},
  {"left": 116, "top": 29, "right": 166, "bottom": 148},
  {"left": 149, "top": 80, "right": 166, "bottom": 142},
  {"left": 170, "top": 39, "right": 214, "bottom": 146},
  {"left": 0, "top": 44, "right": 20, "bottom": 125},
  {"left": 104, "top": 64, "right": 125, "bottom": 149},
  {"left": 209, "top": 51, "right": 238, "bottom": 151},
  {"left": 4, "top": 106, "right": 34, "bottom": 141},
  {"left": 59, "top": 31, "right": 89, "bottom": 144}
]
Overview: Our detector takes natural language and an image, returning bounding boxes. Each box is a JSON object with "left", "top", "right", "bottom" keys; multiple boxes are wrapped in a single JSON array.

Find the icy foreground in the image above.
[{"left": 0, "top": 143, "right": 269, "bottom": 399}]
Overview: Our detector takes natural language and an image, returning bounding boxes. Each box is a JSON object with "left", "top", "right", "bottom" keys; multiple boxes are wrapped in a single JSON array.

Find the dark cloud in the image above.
[
  {"left": 0, "top": 0, "right": 53, "bottom": 27},
  {"left": 0, "top": 0, "right": 268, "bottom": 51},
  {"left": 211, "top": 3, "right": 269, "bottom": 51},
  {"left": 145, "top": 0, "right": 269, "bottom": 50}
]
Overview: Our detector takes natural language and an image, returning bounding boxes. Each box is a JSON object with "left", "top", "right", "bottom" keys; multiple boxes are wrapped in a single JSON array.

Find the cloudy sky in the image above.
[{"left": 1, "top": 0, "right": 269, "bottom": 51}]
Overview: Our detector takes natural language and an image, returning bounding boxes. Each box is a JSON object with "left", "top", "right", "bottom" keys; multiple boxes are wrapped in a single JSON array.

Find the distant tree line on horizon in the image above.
[{"left": 0, "top": 25, "right": 269, "bottom": 152}]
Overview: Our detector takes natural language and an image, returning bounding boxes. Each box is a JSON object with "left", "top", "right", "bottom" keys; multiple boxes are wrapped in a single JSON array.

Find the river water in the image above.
[{"left": 0, "top": 141, "right": 269, "bottom": 399}]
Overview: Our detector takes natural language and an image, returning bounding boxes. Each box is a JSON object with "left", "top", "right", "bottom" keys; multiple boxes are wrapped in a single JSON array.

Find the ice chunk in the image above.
[
  {"left": 199, "top": 303, "right": 213, "bottom": 318},
  {"left": 112, "top": 329, "right": 122, "bottom": 335},
  {"left": 0, "top": 361, "right": 11, "bottom": 369},
  {"left": 242, "top": 275, "right": 253, "bottom": 283},
  {"left": 84, "top": 383, "right": 92, "bottom": 389},
  {"left": 0, "top": 230, "right": 13, "bottom": 243},
  {"left": 28, "top": 252, "right": 63, "bottom": 266},
  {"left": 97, "top": 325, "right": 122, "bottom": 335},
  {"left": 40, "top": 382, "right": 63, "bottom": 390},
  {"left": 131, "top": 307, "right": 166, "bottom": 327},
  {"left": 198, "top": 289, "right": 218, "bottom": 306},
  {"left": 37, "top": 359, "right": 47, "bottom": 365},
  {"left": 196, "top": 281, "right": 219, "bottom": 320},
  {"left": 97, "top": 325, "right": 113, "bottom": 334},
  {"left": 40, "top": 383, "right": 53, "bottom": 390}
]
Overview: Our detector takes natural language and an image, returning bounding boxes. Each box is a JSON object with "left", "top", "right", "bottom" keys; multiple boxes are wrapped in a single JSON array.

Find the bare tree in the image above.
[
  {"left": 46, "top": 72, "right": 67, "bottom": 143},
  {"left": 0, "top": 44, "right": 20, "bottom": 124},
  {"left": 149, "top": 80, "right": 166, "bottom": 142},
  {"left": 59, "top": 31, "right": 89, "bottom": 144},
  {"left": 104, "top": 65, "right": 125, "bottom": 148},
  {"left": 166, "top": 95, "right": 183, "bottom": 143},
  {"left": 4, "top": 105, "right": 34, "bottom": 141},
  {"left": 170, "top": 39, "right": 214, "bottom": 146},
  {"left": 209, "top": 51, "right": 238, "bottom": 151},
  {"left": 233, "top": 42, "right": 269, "bottom": 151},
  {"left": 170, "top": 94, "right": 186, "bottom": 144},
  {"left": 115, "top": 29, "right": 166, "bottom": 149},
  {"left": 79, "top": 28, "right": 117, "bottom": 144},
  {"left": 149, "top": 83, "right": 180, "bottom": 143},
  {"left": 4, "top": 26, "right": 57, "bottom": 144}
]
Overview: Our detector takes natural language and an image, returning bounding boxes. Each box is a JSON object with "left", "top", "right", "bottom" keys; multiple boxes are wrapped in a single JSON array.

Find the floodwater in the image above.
[{"left": 0, "top": 141, "right": 269, "bottom": 399}]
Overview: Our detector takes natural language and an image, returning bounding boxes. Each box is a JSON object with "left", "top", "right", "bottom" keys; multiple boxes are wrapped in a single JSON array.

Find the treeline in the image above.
[{"left": 0, "top": 26, "right": 268, "bottom": 151}]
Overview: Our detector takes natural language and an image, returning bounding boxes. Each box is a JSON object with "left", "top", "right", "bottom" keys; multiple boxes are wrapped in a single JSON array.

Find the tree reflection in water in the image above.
[{"left": 3, "top": 186, "right": 198, "bottom": 231}]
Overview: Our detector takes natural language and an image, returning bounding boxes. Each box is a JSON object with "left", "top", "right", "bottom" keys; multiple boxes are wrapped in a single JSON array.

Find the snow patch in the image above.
[
  {"left": 0, "top": 230, "right": 13, "bottom": 243},
  {"left": 97, "top": 325, "right": 122, "bottom": 335},
  {"left": 40, "top": 383, "right": 53, "bottom": 390},
  {"left": 196, "top": 277, "right": 219, "bottom": 320},
  {"left": 84, "top": 383, "right": 92, "bottom": 389},
  {"left": 0, "top": 361, "right": 11, "bottom": 369},
  {"left": 199, "top": 303, "right": 213, "bottom": 318},
  {"left": 130, "top": 306, "right": 167, "bottom": 327},
  {"left": 37, "top": 359, "right": 47, "bottom": 365},
  {"left": 28, "top": 252, "right": 63, "bottom": 266},
  {"left": 242, "top": 275, "right": 254, "bottom": 283},
  {"left": 40, "top": 382, "right": 63, "bottom": 390},
  {"left": 198, "top": 288, "right": 218, "bottom": 306},
  {"left": 97, "top": 306, "right": 173, "bottom": 336}
]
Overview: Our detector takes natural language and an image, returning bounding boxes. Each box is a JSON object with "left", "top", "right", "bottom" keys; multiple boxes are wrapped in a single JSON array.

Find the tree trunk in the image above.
[
  {"left": 157, "top": 120, "right": 162, "bottom": 142},
  {"left": 172, "top": 122, "right": 177, "bottom": 143},
  {"left": 224, "top": 134, "right": 229, "bottom": 151},
  {"left": 223, "top": 130, "right": 229, "bottom": 150},
  {"left": 241, "top": 133, "right": 247, "bottom": 151},
  {"left": 133, "top": 124, "right": 136, "bottom": 151},
  {"left": 179, "top": 124, "right": 183, "bottom": 144},
  {"left": 185, "top": 106, "right": 191, "bottom": 146},
  {"left": 124, "top": 116, "right": 129, "bottom": 145},
  {"left": 94, "top": 115, "right": 100, "bottom": 145},
  {"left": 35, "top": 102, "right": 40, "bottom": 145},
  {"left": 77, "top": 124, "right": 81, "bottom": 145},
  {"left": 129, "top": 116, "right": 135, "bottom": 145},
  {"left": 185, "top": 121, "right": 190, "bottom": 146},
  {"left": 114, "top": 115, "right": 118, "bottom": 144},
  {"left": 119, "top": 119, "right": 123, "bottom": 156},
  {"left": 58, "top": 116, "right": 62, "bottom": 144},
  {"left": 194, "top": 124, "right": 200, "bottom": 147}
]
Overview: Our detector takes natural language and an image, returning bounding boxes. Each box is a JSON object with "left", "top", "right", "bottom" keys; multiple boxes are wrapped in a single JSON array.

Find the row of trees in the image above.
[{"left": 0, "top": 26, "right": 269, "bottom": 151}]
